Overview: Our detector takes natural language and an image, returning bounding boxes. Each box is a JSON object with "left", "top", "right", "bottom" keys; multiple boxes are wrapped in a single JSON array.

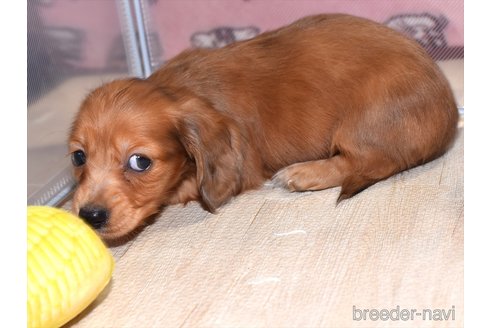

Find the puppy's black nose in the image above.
[{"left": 79, "top": 205, "right": 109, "bottom": 230}]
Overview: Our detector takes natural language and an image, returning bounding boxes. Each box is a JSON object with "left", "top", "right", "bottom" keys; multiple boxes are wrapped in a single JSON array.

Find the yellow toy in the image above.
[{"left": 27, "top": 206, "right": 114, "bottom": 328}]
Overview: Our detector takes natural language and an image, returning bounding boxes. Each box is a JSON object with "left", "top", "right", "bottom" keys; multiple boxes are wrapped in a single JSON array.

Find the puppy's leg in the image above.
[
  {"left": 273, "top": 156, "right": 351, "bottom": 193},
  {"left": 273, "top": 154, "right": 399, "bottom": 202}
]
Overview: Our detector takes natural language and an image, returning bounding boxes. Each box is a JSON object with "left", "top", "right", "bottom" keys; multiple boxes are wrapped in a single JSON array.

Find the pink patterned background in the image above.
[{"left": 35, "top": 0, "right": 464, "bottom": 70}]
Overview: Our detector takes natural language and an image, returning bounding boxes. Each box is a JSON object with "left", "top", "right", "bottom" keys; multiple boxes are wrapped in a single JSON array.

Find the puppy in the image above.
[{"left": 69, "top": 14, "right": 458, "bottom": 239}]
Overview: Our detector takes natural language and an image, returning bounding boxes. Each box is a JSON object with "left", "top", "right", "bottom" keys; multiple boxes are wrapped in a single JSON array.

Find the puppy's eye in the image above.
[
  {"left": 71, "top": 150, "right": 86, "bottom": 167},
  {"left": 128, "top": 154, "right": 152, "bottom": 172}
]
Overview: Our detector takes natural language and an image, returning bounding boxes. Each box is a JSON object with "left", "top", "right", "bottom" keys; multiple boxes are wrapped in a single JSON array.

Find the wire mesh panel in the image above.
[{"left": 27, "top": 0, "right": 139, "bottom": 205}]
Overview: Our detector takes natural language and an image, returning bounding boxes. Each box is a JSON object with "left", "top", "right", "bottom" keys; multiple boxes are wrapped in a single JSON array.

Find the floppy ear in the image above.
[{"left": 175, "top": 98, "right": 244, "bottom": 212}]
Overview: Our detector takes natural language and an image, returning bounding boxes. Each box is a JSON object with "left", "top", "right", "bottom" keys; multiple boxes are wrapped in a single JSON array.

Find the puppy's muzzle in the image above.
[{"left": 79, "top": 204, "right": 109, "bottom": 230}]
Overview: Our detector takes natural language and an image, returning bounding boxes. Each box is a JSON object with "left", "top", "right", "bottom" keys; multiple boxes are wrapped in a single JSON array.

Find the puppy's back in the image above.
[{"left": 150, "top": 14, "right": 458, "bottom": 179}]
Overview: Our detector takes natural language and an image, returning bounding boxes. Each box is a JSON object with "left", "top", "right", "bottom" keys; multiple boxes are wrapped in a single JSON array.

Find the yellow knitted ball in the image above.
[{"left": 27, "top": 206, "right": 114, "bottom": 328}]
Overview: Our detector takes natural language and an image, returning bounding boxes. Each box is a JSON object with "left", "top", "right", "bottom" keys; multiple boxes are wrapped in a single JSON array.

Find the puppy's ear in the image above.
[{"left": 175, "top": 98, "right": 244, "bottom": 212}]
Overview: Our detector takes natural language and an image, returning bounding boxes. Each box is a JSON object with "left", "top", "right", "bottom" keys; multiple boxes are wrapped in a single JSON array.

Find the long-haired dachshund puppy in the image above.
[{"left": 69, "top": 14, "right": 458, "bottom": 239}]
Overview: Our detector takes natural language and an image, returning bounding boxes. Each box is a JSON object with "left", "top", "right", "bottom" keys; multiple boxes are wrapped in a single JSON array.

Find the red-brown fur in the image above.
[{"left": 69, "top": 14, "right": 458, "bottom": 239}]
